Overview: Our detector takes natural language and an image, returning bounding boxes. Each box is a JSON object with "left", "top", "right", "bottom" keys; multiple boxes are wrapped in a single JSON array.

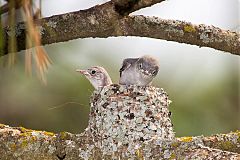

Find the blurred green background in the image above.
[{"left": 0, "top": 0, "right": 239, "bottom": 137}]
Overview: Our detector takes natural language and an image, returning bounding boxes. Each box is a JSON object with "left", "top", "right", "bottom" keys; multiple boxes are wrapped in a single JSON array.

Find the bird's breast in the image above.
[{"left": 119, "top": 68, "right": 150, "bottom": 86}]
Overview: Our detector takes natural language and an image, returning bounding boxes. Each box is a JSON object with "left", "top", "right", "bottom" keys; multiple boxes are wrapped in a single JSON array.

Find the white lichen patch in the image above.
[
  {"left": 6, "top": 23, "right": 25, "bottom": 37},
  {"left": 165, "top": 21, "right": 184, "bottom": 37},
  {"left": 31, "top": 131, "right": 47, "bottom": 139},
  {"left": 192, "top": 136, "right": 204, "bottom": 146},
  {"left": 0, "top": 127, "right": 21, "bottom": 136},
  {"left": 46, "top": 21, "right": 57, "bottom": 28},
  {"left": 27, "top": 142, "right": 41, "bottom": 151},
  {"left": 146, "top": 16, "right": 162, "bottom": 24},
  {"left": 62, "top": 13, "right": 73, "bottom": 20},
  {"left": 198, "top": 24, "right": 224, "bottom": 44},
  {"left": 65, "top": 140, "right": 76, "bottom": 148},
  {"left": 200, "top": 32, "right": 211, "bottom": 43},
  {"left": 88, "top": 84, "right": 174, "bottom": 157},
  {"left": 163, "top": 149, "right": 171, "bottom": 159},
  {"left": 79, "top": 144, "right": 94, "bottom": 159},
  {"left": 38, "top": 26, "right": 45, "bottom": 35},
  {"left": 162, "top": 19, "right": 186, "bottom": 37},
  {"left": 48, "top": 145, "right": 56, "bottom": 154},
  {"left": 88, "top": 15, "right": 98, "bottom": 25}
]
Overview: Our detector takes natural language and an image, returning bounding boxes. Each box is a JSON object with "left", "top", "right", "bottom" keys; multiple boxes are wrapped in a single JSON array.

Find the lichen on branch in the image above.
[{"left": 1, "top": 0, "right": 239, "bottom": 56}]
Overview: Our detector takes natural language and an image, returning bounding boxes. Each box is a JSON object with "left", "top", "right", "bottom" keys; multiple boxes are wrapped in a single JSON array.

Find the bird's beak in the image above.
[{"left": 76, "top": 69, "right": 89, "bottom": 76}]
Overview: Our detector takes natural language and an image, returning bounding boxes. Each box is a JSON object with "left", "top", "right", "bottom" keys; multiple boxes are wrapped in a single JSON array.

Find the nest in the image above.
[{"left": 87, "top": 84, "right": 174, "bottom": 155}]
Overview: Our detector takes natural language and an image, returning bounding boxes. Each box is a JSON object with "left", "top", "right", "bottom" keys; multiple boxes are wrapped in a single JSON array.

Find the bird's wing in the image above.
[{"left": 119, "top": 58, "right": 139, "bottom": 77}]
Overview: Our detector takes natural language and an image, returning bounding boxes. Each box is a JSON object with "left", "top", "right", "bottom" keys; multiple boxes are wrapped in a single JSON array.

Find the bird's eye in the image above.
[
  {"left": 139, "top": 63, "right": 143, "bottom": 69},
  {"left": 152, "top": 70, "right": 157, "bottom": 75},
  {"left": 91, "top": 70, "right": 96, "bottom": 75}
]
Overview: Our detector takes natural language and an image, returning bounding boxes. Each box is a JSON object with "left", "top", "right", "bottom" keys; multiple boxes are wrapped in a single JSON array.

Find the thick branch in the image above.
[
  {"left": 1, "top": 0, "right": 239, "bottom": 56},
  {"left": 0, "top": 124, "right": 239, "bottom": 159}
]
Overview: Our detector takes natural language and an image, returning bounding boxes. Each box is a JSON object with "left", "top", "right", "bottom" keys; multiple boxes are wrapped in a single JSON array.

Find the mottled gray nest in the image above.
[{"left": 87, "top": 84, "right": 174, "bottom": 155}]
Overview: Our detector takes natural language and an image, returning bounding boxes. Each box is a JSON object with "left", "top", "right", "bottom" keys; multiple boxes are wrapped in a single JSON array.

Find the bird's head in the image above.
[
  {"left": 76, "top": 66, "right": 112, "bottom": 90},
  {"left": 137, "top": 55, "right": 159, "bottom": 78}
]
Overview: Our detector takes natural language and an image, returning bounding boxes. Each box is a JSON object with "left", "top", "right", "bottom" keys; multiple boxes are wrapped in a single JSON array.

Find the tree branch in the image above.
[
  {"left": 121, "top": 16, "right": 240, "bottom": 55},
  {"left": 114, "top": 0, "right": 166, "bottom": 15},
  {"left": 1, "top": 0, "right": 239, "bottom": 56}
]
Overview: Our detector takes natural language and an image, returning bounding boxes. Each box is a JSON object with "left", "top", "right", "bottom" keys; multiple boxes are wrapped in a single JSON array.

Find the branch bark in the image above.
[{"left": 1, "top": 0, "right": 239, "bottom": 56}]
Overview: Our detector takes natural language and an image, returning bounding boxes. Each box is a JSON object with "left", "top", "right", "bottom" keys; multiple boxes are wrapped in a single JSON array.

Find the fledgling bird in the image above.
[
  {"left": 119, "top": 55, "right": 159, "bottom": 86},
  {"left": 76, "top": 66, "right": 112, "bottom": 90}
]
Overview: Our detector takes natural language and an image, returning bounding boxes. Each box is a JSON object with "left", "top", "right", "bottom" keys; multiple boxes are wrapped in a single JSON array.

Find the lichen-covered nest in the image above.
[{"left": 88, "top": 84, "right": 174, "bottom": 155}]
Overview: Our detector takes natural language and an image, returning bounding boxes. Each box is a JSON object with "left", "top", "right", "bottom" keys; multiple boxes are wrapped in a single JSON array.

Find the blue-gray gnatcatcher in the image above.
[{"left": 119, "top": 55, "right": 159, "bottom": 86}]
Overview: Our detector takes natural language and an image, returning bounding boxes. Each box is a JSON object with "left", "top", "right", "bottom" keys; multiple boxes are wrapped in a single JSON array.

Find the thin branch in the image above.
[
  {"left": 114, "top": 0, "right": 166, "bottom": 15},
  {"left": 1, "top": 0, "right": 239, "bottom": 56},
  {"left": 120, "top": 16, "right": 240, "bottom": 55}
]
